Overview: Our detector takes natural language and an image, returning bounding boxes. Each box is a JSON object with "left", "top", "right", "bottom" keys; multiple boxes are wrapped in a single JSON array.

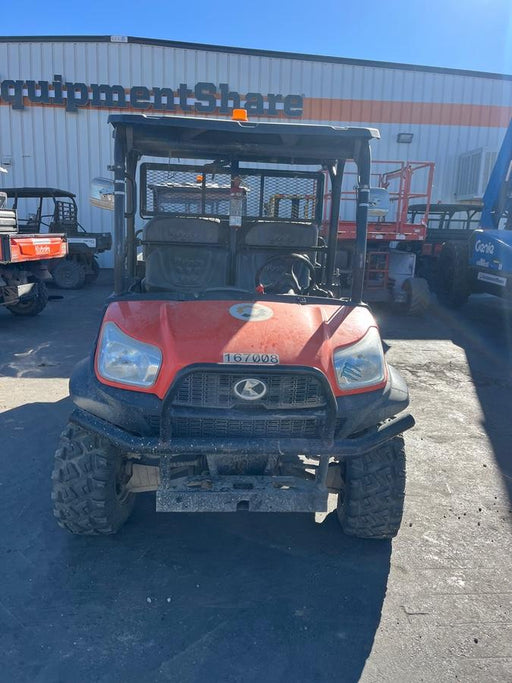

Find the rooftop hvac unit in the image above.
[{"left": 455, "top": 148, "right": 497, "bottom": 200}]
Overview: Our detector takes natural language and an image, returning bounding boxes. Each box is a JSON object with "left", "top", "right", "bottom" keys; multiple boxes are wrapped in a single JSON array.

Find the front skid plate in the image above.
[{"left": 156, "top": 475, "right": 329, "bottom": 513}]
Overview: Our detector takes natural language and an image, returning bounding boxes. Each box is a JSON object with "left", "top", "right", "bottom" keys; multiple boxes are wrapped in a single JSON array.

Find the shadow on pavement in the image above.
[
  {"left": 1, "top": 398, "right": 392, "bottom": 683},
  {"left": 0, "top": 273, "right": 112, "bottom": 380},
  {"left": 377, "top": 294, "right": 512, "bottom": 505}
]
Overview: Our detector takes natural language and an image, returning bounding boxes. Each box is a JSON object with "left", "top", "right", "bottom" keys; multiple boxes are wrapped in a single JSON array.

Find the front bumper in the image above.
[
  {"left": 70, "top": 404, "right": 413, "bottom": 458},
  {"left": 70, "top": 359, "right": 413, "bottom": 512},
  {"left": 69, "top": 356, "right": 414, "bottom": 460}
]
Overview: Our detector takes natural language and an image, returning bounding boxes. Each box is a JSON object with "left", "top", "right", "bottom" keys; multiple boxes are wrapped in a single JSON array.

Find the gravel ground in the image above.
[{"left": 1, "top": 273, "right": 511, "bottom": 683}]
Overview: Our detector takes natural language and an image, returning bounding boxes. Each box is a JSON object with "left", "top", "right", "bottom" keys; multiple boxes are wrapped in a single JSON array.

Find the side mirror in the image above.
[
  {"left": 90, "top": 177, "right": 114, "bottom": 211},
  {"left": 368, "top": 187, "right": 390, "bottom": 217}
]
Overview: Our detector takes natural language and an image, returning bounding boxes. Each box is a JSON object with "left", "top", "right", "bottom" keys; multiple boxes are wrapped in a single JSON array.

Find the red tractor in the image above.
[{"left": 52, "top": 112, "right": 414, "bottom": 539}]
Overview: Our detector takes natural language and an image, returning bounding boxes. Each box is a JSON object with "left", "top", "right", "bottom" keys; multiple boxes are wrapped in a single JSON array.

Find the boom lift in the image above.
[{"left": 435, "top": 120, "right": 512, "bottom": 307}]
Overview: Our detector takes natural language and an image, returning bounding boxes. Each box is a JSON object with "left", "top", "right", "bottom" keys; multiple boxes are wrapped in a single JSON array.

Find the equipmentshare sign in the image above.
[{"left": 0, "top": 75, "right": 304, "bottom": 117}]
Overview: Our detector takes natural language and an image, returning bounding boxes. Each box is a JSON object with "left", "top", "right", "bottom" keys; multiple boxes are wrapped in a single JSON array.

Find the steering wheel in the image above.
[{"left": 255, "top": 253, "right": 316, "bottom": 295}]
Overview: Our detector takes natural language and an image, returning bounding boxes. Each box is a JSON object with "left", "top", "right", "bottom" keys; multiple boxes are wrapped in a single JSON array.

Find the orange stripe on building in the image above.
[
  {"left": 1, "top": 96, "right": 511, "bottom": 127},
  {"left": 303, "top": 98, "right": 512, "bottom": 127}
]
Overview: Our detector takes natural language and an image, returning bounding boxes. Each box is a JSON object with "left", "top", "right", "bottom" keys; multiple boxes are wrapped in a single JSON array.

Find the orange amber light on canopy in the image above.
[{"left": 232, "top": 108, "right": 248, "bottom": 121}]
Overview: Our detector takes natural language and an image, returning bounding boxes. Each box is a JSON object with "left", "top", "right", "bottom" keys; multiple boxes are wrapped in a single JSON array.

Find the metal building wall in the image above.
[{"left": 1, "top": 37, "right": 512, "bottom": 266}]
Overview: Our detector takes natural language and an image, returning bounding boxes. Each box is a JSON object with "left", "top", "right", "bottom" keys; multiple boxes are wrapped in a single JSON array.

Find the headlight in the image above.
[
  {"left": 97, "top": 322, "right": 162, "bottom": 388},
  {"left": 333, "top": 327, "right": 385, "bottom": 390}
]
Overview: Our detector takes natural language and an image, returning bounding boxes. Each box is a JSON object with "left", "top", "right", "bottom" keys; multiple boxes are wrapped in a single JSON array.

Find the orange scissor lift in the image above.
[{"left": 323, "top": 160, "right": 435, "bottom": 314}]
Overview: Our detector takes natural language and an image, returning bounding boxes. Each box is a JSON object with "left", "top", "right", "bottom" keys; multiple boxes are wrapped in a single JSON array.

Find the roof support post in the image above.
[
  {"left": 113, "top": 127, "right": 127, "bottom": 295},
  {"left": 228, "top": 159, "right": 240, "bottom": 285},
  {"left": 125, "top": 150, "right": 138, "bottom": 280},
  {"left": 326, "top": 161, "right": 344, "bottom": 287},
  {"left": 352, "top": 142, "right": 371, "bottom": 303}
]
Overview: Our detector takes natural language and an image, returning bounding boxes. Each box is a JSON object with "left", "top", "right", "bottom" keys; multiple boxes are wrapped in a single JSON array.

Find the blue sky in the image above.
[{"left": 2, "top": 0, "right": 512, "bottom": 75}]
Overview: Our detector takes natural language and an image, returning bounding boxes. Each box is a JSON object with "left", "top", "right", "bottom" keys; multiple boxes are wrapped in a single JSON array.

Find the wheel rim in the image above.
[
  {"left": 54, "top": 260, "right": 85, "bottom": 288},
  {"left": 59, "top": 264, "right": 77, "bottom": 286}
]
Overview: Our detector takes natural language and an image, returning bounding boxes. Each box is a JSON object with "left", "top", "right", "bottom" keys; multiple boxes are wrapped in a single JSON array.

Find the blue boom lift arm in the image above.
[{"left": 480, "top": 119, "right": 512, "bottom": 230}]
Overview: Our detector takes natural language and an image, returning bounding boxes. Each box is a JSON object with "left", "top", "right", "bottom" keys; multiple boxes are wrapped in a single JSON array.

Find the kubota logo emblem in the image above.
[
  {"left": 229, "top": 303, "right": 273, "bottom": 321},
  {"left": 233, "top": 378, "right": 267, "bottom": 401}
]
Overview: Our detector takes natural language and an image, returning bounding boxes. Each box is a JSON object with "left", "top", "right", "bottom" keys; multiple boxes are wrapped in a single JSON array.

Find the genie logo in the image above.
[{"left": 474, "top": 239, "right": 494, "bottom": 255}]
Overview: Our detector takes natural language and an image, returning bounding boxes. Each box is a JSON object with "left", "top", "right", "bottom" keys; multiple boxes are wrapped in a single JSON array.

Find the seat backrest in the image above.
[
  {"left": 0, "top": 208, "right": 17, "bottom": 233},
  {"left": 50, "top": 200, "right": 78, "bottom": 233},
  {"left": 143, "top": 216, "right": 229, "bottom": 291},
  {"left": 235, "top": 221, "right": 319, "bottom": 291}
]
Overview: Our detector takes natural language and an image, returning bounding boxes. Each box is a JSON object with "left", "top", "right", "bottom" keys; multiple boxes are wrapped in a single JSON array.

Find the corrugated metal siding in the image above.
[{"left": 1, "top": 38, "right": 512, "bottom": 265}]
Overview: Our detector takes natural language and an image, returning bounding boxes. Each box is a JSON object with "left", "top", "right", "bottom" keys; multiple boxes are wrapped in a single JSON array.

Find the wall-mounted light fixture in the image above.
[{"left": 397, "top": 132, "right": 414, "bottom": 144}]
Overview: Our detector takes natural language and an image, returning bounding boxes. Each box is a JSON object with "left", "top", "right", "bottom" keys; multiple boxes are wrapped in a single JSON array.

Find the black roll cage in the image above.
[
  {"left": 108, "top": 114, "right": 379, "bottom": 303},
  {"left": 2, "top": 187, "right": 79, "bottom": 232}
]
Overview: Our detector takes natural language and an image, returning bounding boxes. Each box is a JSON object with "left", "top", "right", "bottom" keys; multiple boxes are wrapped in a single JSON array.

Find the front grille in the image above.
[
  {"left": 145, "top": 415, "right": 161, "bottom": 434},
  {"left": 171, "top": 417, "right": 322, "bottom": 439},
  {"left": 173, "top": 371, "right": 327, "bottom": 409}
]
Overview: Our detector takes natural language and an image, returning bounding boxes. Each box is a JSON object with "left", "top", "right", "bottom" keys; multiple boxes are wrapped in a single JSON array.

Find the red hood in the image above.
[{"left": 97, "top": 299, "right": 382, "bottom": 398}]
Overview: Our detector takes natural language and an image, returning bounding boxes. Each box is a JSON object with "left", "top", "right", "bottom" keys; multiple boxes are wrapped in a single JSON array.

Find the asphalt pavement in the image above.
[{"left": 1, "top": 273, "right": 511, "bottom": 683}]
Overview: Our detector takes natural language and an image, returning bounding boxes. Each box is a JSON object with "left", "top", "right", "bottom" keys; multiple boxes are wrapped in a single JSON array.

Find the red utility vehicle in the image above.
[
  {"left": 0, "top": 192, "right": 67, "bottom": 315},
  {"left": 52, "top": 113, "right": 414, "bottom": 539},
  {"left": 2, "top": 187, "right": 112, "bottom": 289}
]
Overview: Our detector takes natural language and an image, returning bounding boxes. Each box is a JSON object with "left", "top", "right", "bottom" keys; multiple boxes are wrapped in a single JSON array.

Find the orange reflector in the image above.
[
  {"left": 196, "top": 174, "right": 203, "bottom": 183},
  {"left": 232, "top": 108, "right": 248, "bottom": 122}
]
